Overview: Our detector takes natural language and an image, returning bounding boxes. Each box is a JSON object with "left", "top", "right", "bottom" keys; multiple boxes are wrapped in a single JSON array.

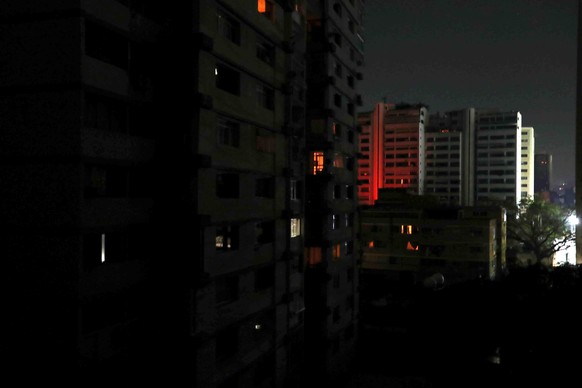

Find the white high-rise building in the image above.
[
  {"left": 520, "top": 127, "right": 535, "bottom": 199},
  {"left": 475, "top": 110, "right": 522, "bottom": 204}
]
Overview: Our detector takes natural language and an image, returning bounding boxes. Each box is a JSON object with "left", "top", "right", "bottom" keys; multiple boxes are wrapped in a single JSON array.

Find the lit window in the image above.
[
  {"left": 258, "top": 0, "right": 275, "bottom": 20},
  {"left": 305, "top": 247, "right": 322, "bottom": 266},
  {"left": 368, "top": 241, "right": 374, "bottom": 248},
  {"left": 311, "top": 151, "right": 324, "bottom": 174},
  {"left": 406, "top": 241, "right": 419, "bottom": 251},
  {"left": 291, "top": 218, "right": 301, "bottom": 238},
  {"left": 332, "top": 244, "right": 341, "bottom": 259},
  {"left": 216, "top": 226, "right": 239, "bottom": 251},
  {"left": 400, "top": 225, "right": 413, "bottom": 235}
]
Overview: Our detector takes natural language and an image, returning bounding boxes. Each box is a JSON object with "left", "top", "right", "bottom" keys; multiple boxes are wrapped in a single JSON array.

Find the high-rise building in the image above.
[
  {"left": 1, "top": 1, "right": 340, "bottom": 385},
  {"left": 534, "top": 153, "right": 553, "bottom": 195},
  {"left": 357, "top": 103, "right": 428, "bottom": 205},
  {"left": 475, "top": 110, "right": 522, "bottom": 205},
  {"left": 425, "top": 108, "right": 476, "bottom": 206},
  {"left": 304, "top": 0, "right": 363, "bottom": 381},
  {"left": 576, "top": 0, "right": 582, "bottom": 265},
  {"left": 520, "top": 127, "right": 535, "bottom": 199}
]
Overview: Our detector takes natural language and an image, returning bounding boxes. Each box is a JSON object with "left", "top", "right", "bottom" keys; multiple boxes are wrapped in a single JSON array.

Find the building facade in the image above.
[
  {"left": 425, "top": 108, "right": 476, "bottom": 206},
  {"left": 360, "top": 190, "right": 506, "bottom": 288},
  {"left": 357, "top": 103, "right": 428, "bottom": 205},
  {"left": 520, "top": 127, "right": 535, "bottom": 199},
  {"left": 534, "top": 153, "right": 553, "bottom": 196},
  {"left": 1, "top": 1, "right": 338, "bottom": 385},
  {"left": 304, "top": 0, "right": 363, "bottom": 381},
  {"left": 475, "top": 110, "right": 522, "bottom": 205}
]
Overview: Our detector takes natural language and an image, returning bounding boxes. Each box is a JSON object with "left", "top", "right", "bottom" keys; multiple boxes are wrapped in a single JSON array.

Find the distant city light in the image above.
[{"left": 254, "top": 324, "right": 262, "bottom": 330}]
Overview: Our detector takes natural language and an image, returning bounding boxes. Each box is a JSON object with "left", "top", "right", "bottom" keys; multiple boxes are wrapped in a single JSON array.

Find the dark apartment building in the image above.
[
  {"left": 303, "top": 0, "right": 363, "bottom": 382},
  {"left": 1, "top": 1, "right": 350, "bottom": 386},
  {"left": 534, "top": 153, "right": 553, "bottom": 194}
]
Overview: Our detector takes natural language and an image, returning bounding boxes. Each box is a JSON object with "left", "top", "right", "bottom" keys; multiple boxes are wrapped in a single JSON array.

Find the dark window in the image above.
[
  {"left": 257, "top": 83, "right": 275, "bottom": 110},
  {"left": 216, "top": 173, "right": 239, "bottom": 198},
  {"left": 216, "top": 275, "right": 239, "bottom": 304},
  {"left": 217, "top": 9, "right": 240, "bottom": 45},
  {"left": 216, "top": 226, "right": 239, "bottom": 251},
  {"left": 84, "top": 165, "right": 127, "bottom": 197},
  {"left": 255, "top": 266, "right": 274, "bottom": 291},
  {"left": 215, "top": 63, "right": 240, "bottom": 95},
  {"left": 334, "top": 94, "right": 342, "bottom": 108},
  {"left": 347, "top": 75, "right": 354, "bottom": 88},
  {"left": 217, "top": 116, "right": 240, "bottom": 147},
  {"left": 346, "top": 185, "right": 354, "bottom": 199},
  {"left": 334, "top": 184, "right": 341, "bottom": 199},
  {"left": 257, "top": 37, "right": 275, "bottom": 66},
  {"left": 216, "top": 326, "right": 239, "bottom": 360},
  {"left": 85, "top": 21, "right": 128, "bottom": 69},
  {"left": 84, "top": 93, "right": 128, "bottom": 133},
  {"left": 255, "top": 177, "right": 275, "bottom": 198},
  {"left": 255, "top": 221, "right": 276, "bottom": 245}
]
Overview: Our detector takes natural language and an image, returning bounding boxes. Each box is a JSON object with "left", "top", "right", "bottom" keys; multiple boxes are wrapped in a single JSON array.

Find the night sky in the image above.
[{"left": 359, "top": 0, "right": 578, "bottom": 188}]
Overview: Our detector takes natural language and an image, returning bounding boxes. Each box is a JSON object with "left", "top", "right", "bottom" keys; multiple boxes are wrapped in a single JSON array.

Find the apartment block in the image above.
[
  {"left": 475, "top": 110, "right": 522, "bottom": 204},
  {"left": 1, "top": 1, "right": 311, "bottom": 386},
  {"left": 425, "top": 108, "right": 476, "bottom": 206},
  {"left": 360, "top": 190, "right": 506, "bottom": 288},
  {"left": 534, "top": 153, "right": 553, "bottom": 194},
  {"left": 304, "top": 0, "right": 363, "bottom": 382},
  {"left": 357, "top": 103, "right": 428, "bottom": 205},
  {"left": 520, "top": 127, "right": 535, "bottom": 199}
]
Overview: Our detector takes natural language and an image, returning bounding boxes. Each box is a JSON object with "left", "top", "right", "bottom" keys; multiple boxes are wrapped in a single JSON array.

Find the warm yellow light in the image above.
[
  {"left": 368, "top": 241, "right": 374, "bottom": 248},
  {"left": 406, "top": 241, "right": 419, "bottom": 251}
]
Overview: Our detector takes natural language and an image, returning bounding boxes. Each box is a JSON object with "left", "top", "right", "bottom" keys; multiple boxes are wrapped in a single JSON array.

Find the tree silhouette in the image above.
[{"left": 506, "top": 196, "right": 575, "bottom": 265}]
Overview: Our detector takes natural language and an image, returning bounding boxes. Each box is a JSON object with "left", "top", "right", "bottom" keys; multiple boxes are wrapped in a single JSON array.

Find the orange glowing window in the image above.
[
  {"left": 368, "top": 241, "right": 374, "bottom": 248},
  {"left": 332, "top": 244, "right": 341, "bottom": 259},
  {"left": 406, "top": 241, "right": 419, "bottom": 251},
  {"left": 258, "top": 0, "right": 266, "bottom": 12},
  {"left": 440, "top": 129, "right": 449, "bottom": 133},
  {"left": 305, "top": 247, "right": 322, "bottom": 266},
  {"left": 400, "top": 225, "right": 413, "bottom": 235},
  {"left": 311, "top": 152, "right": 324, "bottom": 174}
]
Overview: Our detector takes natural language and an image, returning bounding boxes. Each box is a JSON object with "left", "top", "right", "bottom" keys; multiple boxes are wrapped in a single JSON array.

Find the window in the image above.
[
  {"left": 329, "top": 244, "right": 341, "bottom": 261},
  {"left": 217, "top": 9, "right": 240, "bottom": 45},
  {"left": 334, "top": 61, "right": 342, "bottom": 77},
  {"left": 400, "top": 225, "right": 413, "bottom": 235},
  {"left": 334, "top": 94, "right": 342, "bottom": 108},
  {"left": 311, "top": 151, "right": 324, "bottom": 174},
  {"left": 346, "top": 185, "right": 354, "bottom": 199},
  {"left": 256, "top": 83, "right": 275, "bottom": 110},
  {"left": 84, "top": 165, "right": 127, "bottom": 197},
  {"left": 255, "top": 266, "right": 274, "bottom": 291},
  {"left": 216, "top": 275, "right": 239, "bottom": 304},
  {"left": 347, "top": 103, "right": 354, "bottom": 115},
  {"left": 256, "top": 37, "right": 275, "bottom": 66},
  {"left": 333, "top": 184, "right": 341, "bottom": 199},
  {"left": 255, "top": 220, "right": 275, "bottom": 245},
  {"left": 255, "top": 177, "right": 275, "bottom": 198},
  {"left": 331, "top": 214, "right": 339, "bottom": 230},
  {"left": 215, "top": 63, "right": 240, "bottom": 95},
  {"left": 85, "top": 21, "right": 128, "bottom": 69},
  {"left": 85, "top": 93, "right": 128, "bottom": 133},
  {"left": 216, "top": 225, "right": 239, "bottom": 251},
  {"left": 290, "top": 179, "right": 301, "bottom": 200},
  {"left": 291, "top": 218, "right": 301, "bottom": 238},
  {"left": 333, "top": 153, "right": 344, "bottom": 168},
  {"left": 256, "top": 132, "right": 276, "bottom": 153},
  {"left": 217, "top": 116, "right": 240, "bottom": 147},
  {"left": 258, "top": 0, "right": 275, "bottom": 21},
  {"left": 305, "top": 247, "right": 322, "bottom": 266},
  {"left": 216, "top": 173, "right": 239, "bottom": 198},
  {"left": 332, "top": 122, "right": 341, "bottom": 137},
  {"left": 347, "top": 75, "right": 354, "bottom": 88},
  {"left": 83, "top": 233, "right": 106, "bottom": 269},
  {"left": 333, "top": 2, "right": 342, "bottom": 16},
  {"left": 216, "top": 326, "right": 239, "bottom": 360}
]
